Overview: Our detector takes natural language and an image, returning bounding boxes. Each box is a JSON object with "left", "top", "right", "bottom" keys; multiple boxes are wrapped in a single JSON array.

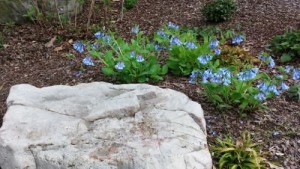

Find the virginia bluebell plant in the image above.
[
  {"left": 185, "top": 41, "right": 197, "bottom": 49},
  {"left": 209, "top": 39, "right": 219, "bottom": 49},
  {"left": 168, "top": 22, "right": 179, "bottom": 30},
  {"left": 232, "top": 35, "right": 244, "bottom": 45},
  {"left": 258, "top": 53, "right": 275, "bottom": 68},
  {"left": 82, "top": 56, "right": 94, "bottom": 66},
  {"left": 131, "top": 26, "right": 139, "bottom": 34},
  {"left": 170, "top": 36, "right": 183, "bottom": 46},
  {"left": 89, "top": 28, "right": 168, "bottom": 83},
  {"left": 115, "top": 62, "right": 125, "bottom": 70},
  {"left": 292, "top": 68, "right": 300, "bottom": 80},
  {"left": 198, "top": 54, "right": 213, "bottom": 65},
  {"left": 73, "top": 41, "right": 85, "bottom": 53}
]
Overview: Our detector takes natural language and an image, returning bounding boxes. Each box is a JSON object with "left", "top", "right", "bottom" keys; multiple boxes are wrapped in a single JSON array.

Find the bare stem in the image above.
[{"left": 87, "top": 0, "right": 96, "bottom": 31}]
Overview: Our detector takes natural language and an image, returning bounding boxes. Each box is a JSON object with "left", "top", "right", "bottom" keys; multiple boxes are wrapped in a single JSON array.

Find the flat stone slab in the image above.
[{"left": 0, "top": 82, "right": 212, "bottom": 169}]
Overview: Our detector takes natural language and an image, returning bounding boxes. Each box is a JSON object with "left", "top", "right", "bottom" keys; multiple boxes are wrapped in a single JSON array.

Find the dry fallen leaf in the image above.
[
  {"left": 68, "top": 39, "right": 73, "bottom": 44},
  {"left": 3, "top": 44, "right": 10, "bottom": 49},
  {"left": 275, "top": 152, "right": 284, "bottom": 156},
  {"left": 54, "top": 46, "right": 64, "bottom": 52},
  {"left": 265, "top": 161, "right": 284, "bottom": 169},
  {"left": 45, "top": 36, "right": 57, "bottom": 48}
]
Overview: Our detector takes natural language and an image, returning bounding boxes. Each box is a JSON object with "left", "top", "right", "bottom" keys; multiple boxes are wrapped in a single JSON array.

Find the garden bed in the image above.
[{"left": 0, "top": 0, "right": 300, "bottom": 168}]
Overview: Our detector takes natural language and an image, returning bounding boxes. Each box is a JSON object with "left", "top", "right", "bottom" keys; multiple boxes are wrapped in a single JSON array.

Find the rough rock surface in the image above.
[
  {"left": 0, "top": 82, "right": 212, "bottom": 169},
  {"left": 0, "top": 0, "right": 82, "bottom": 24}
]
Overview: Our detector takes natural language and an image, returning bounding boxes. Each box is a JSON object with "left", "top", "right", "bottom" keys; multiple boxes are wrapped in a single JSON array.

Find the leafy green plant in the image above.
[
  {"left": 269, "top": 30, "right": 300, "bottom": 62},
  {"left": 56, "top": 35, "right": 64, "bottom": 44},
  {"left": 185, "top": 26, "right": 237, "bottom": 43},
  {"left": 3, "top": 21, "right": 16, "bottom": 33},
  {"left": 154, "top": 23, "right": 212, "bottom": 76},
  {"left": 202, "top": 0, "right": 237, "bottom": 22},
  {"left": 190, "top": 61, "right": 288, "bottom": 113},
  {"left": 124, "top": 0, "right": 138, "bottom": 10},
  {"left": 286, "top": 83, "right": 300, "bottom": 102},
  {"left": 86, "top": 31, "right": 168, "bottom": 83},
  {"left": 212, "top": 132, "right": 267, "bottom": 169},
  {"left": 218, "top": 45, "right": 259, "bottom": 72},
  {"left": 58, "top": 14, "right": 70, "bottom": 26},
  {"left": 198, "top": 67, "right": 268, "bottom": 113},
  {"left": 23, "top": 5, "right": 44, "bottom": 23},
  {"left": 167, "top": 39, "right": 211, "bottom": 75}
]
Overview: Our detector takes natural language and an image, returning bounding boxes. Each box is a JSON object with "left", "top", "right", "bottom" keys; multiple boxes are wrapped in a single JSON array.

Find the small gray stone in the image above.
[{"left": 0, "top": 82, "right": 212, "bottom": 169}]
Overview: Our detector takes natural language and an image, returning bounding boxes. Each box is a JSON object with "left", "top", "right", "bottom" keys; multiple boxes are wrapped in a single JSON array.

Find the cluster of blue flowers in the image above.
[
  {"left": 114, "top": 51, "right": 145, "bottom": 71},
  {"left": 131, "top": 26, "right": 139, "bottom": 34},
  {"left": 281, "top": 65, "right": 300, "bottom": 80},
  {"left": 258, "top": 54, "right": 275, "bottom": 68},
  {"left": 129, "top": 51, "right": 145, "bottom": 62},
  {"left": 157, "top": 30, "right": 169, "bottom": 38},
  {"left": 136, "top": 55, "right": 145, "bottom": 62},
  {"left": 168, "top": 22, "right": 179, "bottom": 30},
  {"left": 292, "top": 68, "right": 300, "bottom": 80},
  {"left": 185, "top": 41, "right": 197, "bottom": 49},
  {"left": 190, "top": 67, "right": 259, "bottom": 84},
  {"left": 170, "top": 36, "right": 183, "bottom": 46},
  {"left": 115, "top": 62, "right": 125, "bottom": 70},
  {"left": 94, "top": 31, "right": 111, "bottom": 43},
  {"left": 154, "top": 44, "right": 165, "bottom": 51},
  {"left": 73, "top": 41, "right": 85, "bottom": 53},
  {"left": 82, "top": 56, "right": 94, "bottom": 66},
  {"left": 209, "top": 39, "right": 219, "bottom": 49},
  {"left": 198, "top": 54, "right": 213, "bottom": 65},
  {"left": 209, "top": 39, "right": 221, "bottom": 55},
  {"left": 190, "top": 68, "right": 232, "bottom": 86},
  {"left": 232, "top": 35, "right": 244, "bottom": 45},
  {"left": 210, "top": 68, "right": 232, "bottom": 85},
  {"left": 236, "top": 68, "right": 259, "bottom": 81},
  {"left": 255, "top": 81, "right": 290, "bottom": 101}
]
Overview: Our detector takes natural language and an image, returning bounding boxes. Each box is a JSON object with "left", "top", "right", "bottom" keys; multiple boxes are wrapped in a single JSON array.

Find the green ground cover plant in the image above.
[
  {"left": 70, "top": 22, "right": 300, "bottom": 113},
  {"left": 269, "top": 29, "right": 300, "bottom": 62},
  {"left": 212, "top": 132, "right": 268, "bottom": 169},
  {"left": 124, "top": 0, "right": 138, "bottom": 10},
  {"left": 202, "top": 0, "right": 237, "bottom": 22}
]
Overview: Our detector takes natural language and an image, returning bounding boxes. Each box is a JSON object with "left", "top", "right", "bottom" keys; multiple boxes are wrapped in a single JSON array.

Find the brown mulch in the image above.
[{"left": 1, "top": 0, "right": 300, "bottom": 168}]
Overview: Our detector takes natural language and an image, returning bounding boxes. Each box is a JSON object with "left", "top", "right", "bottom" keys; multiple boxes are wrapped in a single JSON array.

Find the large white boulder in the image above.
[{"left": 0, "top": 82, "right": 212, "bottom": 169}]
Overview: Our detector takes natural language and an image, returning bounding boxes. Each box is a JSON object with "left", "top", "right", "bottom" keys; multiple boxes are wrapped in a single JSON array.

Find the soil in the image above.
[{"left": 1, "top": 0, "right": 300, "bottom": 168}]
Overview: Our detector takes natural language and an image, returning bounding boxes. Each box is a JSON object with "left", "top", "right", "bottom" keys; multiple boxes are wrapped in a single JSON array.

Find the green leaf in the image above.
[
  {"left": 239, "top": 101, "right": 249, "bottom": 109},
  {"left": 138, "top": 76, "right": 147, "bottom": 83},
  {"left": 161, "top": 65, "right": 168, "bottom": 74},
  {"left": 231, "top": 92, "right": 242, "bottom": 101},
  {"left": 102, "top": 67, "right": 115, "bottom": 75},
  {"left": 211, "top": 94, "right": 224, "bottom": 103},
  {"left": 90, "top": 50, "right": 101, "bottom": 58},
  {"left": 230, "top": 164, "right": 238, "bottom": 169},
  {"left": 150, "top": 64, "right": 160, "bottom": 74},
  {"left": 280, "top": 53, "right": 292, "bottom": 62}
]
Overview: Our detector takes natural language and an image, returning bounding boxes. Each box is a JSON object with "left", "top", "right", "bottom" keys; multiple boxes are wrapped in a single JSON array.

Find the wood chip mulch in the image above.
[{"left": 0, "top": 0, "right": 299, "bottom": 168}]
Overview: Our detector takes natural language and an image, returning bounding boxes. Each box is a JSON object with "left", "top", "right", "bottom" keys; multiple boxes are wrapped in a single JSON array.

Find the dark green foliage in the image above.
[
  {"left": 286, "top": 83, "right": 300, "bottom": 102},
  {"left": 269, "top": 30, "right": 300, "bottom": 62},
  {"left": 124, "top": 0, "right": 138, "bottom": 10},
  {"left": 202, "top": 0, "right": 237, "bottom": 22}
]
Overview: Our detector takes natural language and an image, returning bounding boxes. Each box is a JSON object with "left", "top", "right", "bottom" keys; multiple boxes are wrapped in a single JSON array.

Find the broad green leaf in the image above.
[
  {"left": 161, "top": 65, "right": 168, "bottom": 74},
  {"left": 280, "top": 53, "right": 292, "bottom": 62},
  {"left": 102, "top": 67, "right": 114, "bottom": 75}
]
